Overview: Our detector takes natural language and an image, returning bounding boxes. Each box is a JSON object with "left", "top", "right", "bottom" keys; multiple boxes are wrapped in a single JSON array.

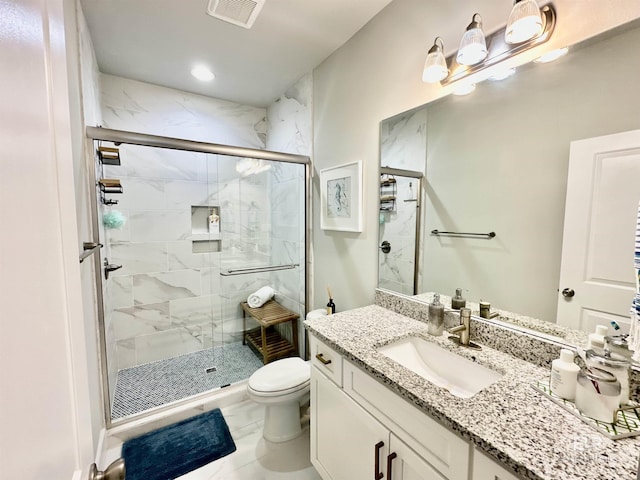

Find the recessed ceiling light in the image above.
[
  {"left": 191, "top": 65, "right": 215, "bottom": 81},
  {"left": 534, "top": 47, "right": 569, "bottom": 64}
]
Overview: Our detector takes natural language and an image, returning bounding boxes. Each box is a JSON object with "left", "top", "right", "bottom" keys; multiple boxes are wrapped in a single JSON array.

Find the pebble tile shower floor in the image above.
[{"left": 112, "top": 342, "right": 263, "bottom": 420}]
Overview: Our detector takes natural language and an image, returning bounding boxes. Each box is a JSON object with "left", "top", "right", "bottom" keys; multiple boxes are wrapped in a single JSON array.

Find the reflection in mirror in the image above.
[
  {"left": 378, "top": 168, "right": 423, "bottom": 294},
  {"left": 378, "top": 19, "right": 640, "bottom": 333}
]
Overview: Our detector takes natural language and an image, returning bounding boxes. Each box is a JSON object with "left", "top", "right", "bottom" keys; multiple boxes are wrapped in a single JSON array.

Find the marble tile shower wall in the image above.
[
  {"left": 379, "top": 175, "right": 418, "bottom": 295},
  {"left": 266, "top": 162, "right": 306, "bottom": 348},
  {"left": 102, "top": 147, "right": 273, "bottom": 369},
  {"left": 99, "top": 72, "right": 312, "bottom": 373},
  {"left": 265, "top": 73, "right": 312, "bottom": 349},
  {"left": 378, "top": 108, "right": 427, "bottom": 294},
  {"left": 100, "top": 74, "right": 270, "bottom": 371}
]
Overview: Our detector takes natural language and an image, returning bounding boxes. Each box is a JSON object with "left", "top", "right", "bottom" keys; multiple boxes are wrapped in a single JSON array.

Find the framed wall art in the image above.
[{"left": 320, "top": 161, "right": 363, "bottom": 232}]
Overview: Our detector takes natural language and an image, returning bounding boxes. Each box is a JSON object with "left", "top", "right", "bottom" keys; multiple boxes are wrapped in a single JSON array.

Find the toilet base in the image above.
[{"left": 263, "top": 402, "right": 303, "bottom": 443}]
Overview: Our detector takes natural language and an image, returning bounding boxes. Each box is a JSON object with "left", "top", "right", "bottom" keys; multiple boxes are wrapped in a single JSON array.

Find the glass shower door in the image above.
[
  {"left": 378, "top": 170, "right": 422, "bottom": 295},
  {"left": 217, "top": 156, "right": 306, "bottom": 369},
  {"left": 96, "top": 139, "right": 307, "bottom": 423}
]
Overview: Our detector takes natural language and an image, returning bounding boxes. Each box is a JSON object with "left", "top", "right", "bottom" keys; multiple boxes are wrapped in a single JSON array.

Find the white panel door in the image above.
[{"left": 557, "top": 130, "right": 640, "bottom": 332}]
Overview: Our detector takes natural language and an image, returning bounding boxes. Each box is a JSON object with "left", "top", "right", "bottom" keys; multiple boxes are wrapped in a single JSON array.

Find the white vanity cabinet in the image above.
[
  {"left": 309, "top": 335, "right": 525, "bottom": 480},
  {"left": 311, "top": 365, "right": 389, "bottom": 479},
  {"left": 311, "top": 361, "right": 449, "bottom": 480},
  {"left": 472, "top": 449, "right": 521, "bottom": 480},
  {"left": 310, "top": 334, "right": 472, "bottom": 480}
]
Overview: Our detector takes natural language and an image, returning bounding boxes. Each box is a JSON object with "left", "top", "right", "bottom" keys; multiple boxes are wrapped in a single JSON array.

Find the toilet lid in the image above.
[{"left": 248, "top": 357, "right": 310, "bottom": 393}]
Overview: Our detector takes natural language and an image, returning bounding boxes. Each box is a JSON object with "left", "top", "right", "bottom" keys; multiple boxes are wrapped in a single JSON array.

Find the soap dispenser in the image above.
[
  {"left": 550, "top": 348, "right": 580, "bottom": 400},
  {"left": 588, "top": 324, "right": 608, "bottom": 351},
  {"left": 428, "top": 293, "right": 445, "bottom": 336},
  {"left": 451, "top": 288, "right": 466, "bottom": 310}
]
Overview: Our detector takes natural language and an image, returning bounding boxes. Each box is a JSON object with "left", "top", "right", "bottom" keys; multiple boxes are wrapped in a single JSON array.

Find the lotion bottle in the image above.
[
  {"left": 550, "top": 348, "right": 580, "bottom": 400},
  {"left": 588, "top": 325, "right": 608, "bottom": 351},
  {"left": 428, "top": 294, "right": 445, "bottom": 336}
]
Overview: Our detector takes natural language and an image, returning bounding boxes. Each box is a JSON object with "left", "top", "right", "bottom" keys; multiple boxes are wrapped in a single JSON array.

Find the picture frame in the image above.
[{"left": 320, "top": 160, "right": 363, "bottom": 232}]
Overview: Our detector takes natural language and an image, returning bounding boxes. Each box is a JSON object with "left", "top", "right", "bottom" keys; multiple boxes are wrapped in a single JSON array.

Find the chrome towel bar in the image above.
[
  {"left": 220, "top": 263, "right": 299, "bottom": 276},
  {"left": 431, "top": 229, "right": 496, "bottom": 239},
  {"left": 79, "top": 242, "right": 103, "bottom": 263}
]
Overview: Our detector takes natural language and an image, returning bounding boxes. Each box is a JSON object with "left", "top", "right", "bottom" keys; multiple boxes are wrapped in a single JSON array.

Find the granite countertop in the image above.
[{"left": 305, "top": 304, "right": 640, "bottom": 480}]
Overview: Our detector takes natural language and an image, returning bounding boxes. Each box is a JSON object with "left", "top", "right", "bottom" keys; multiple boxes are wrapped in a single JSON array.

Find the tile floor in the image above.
[
  {"left": 112, "top": 342, "right": 263, "bottom": 419},
  {"left": 104, "top": 399, "right": 322, "bottom": 480}
]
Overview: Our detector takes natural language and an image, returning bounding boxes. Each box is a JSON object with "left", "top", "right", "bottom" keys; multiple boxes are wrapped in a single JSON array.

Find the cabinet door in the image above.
[
  {"left": 311, "top": 366, "right": 389, "bottom": 480},
  {"left": 388, "top": 433, "right": 447, "bottom": 480},
  {"left": 473, "top": 449, "right": 521, "bottom": 480}
]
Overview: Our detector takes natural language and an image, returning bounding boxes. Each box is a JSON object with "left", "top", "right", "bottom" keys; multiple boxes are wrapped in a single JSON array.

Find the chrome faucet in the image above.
[
  {"left": 449, "top": 308, "right": 471, "bottom": 345},
  {"left": 479, "top": 301, "right": 499, "bottom": 319},
  {"left": 448, "top": 308, "right": 481, "bottom": 350}
]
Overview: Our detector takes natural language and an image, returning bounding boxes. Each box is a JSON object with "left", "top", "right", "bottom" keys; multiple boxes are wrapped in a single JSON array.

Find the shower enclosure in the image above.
[
  {"left": 378, "top": 167, "right": 423, "bottom": 295},
  {"left": 87, "top": 127, "right": 309, "bottom": 425}
]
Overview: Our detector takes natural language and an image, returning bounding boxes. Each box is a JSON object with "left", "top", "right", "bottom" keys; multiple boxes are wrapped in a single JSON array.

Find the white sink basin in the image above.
[{"left": 378, "top": 336, "right": 503, "bottom": 398}]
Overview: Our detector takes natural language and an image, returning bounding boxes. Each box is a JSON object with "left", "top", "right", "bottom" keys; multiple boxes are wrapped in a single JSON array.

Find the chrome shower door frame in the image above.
[{"left": 85, "top": 126, "right": 311, "bottom": 428}]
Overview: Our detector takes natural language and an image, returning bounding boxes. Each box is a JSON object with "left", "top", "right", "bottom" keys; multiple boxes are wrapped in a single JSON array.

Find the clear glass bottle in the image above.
[
  {"left": 575, "top": 367, "right": 621, "bottom": 423},
  {"left": 428, "top": 294, "right": 444, "bottom": 336},
  {"left": 585, "top": 348, "right": 630, "bottom": 404},
  {"left": 451, "top": 288, "right": 466, "bottom": 309}
]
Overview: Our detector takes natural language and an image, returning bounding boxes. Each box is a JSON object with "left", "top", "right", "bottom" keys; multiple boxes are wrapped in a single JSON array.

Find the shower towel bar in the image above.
[
  {"left": 79, "top": 242, "right": 103, "bottom": 263},
  {"left": 431, "top": 229, "right": 496, "bottom": 239},
  {"left": 220, "top": 263, "right": 299, "bottom": 276}
]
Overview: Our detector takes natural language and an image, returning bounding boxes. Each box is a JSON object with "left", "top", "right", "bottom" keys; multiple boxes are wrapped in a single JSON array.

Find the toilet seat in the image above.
[{"left": 248, "top": 357, "right": 310, "bottom": 396}]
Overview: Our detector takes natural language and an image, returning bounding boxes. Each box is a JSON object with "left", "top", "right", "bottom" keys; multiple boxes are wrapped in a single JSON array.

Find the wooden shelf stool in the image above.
[{"left": 241, "top": 299, "right": 300, "bottom": 364}]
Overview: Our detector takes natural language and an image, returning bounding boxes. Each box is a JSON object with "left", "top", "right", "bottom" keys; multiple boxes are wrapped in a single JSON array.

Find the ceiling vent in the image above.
[{"left": 206, "top": 0, "right": 266, "bottom": 29}]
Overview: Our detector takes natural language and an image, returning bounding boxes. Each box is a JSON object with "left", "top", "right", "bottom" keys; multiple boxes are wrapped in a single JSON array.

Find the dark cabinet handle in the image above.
[
  {"left": 386, "top": 452, "right": 397, "bottom": 480},
  {"left": 315, "top": 353, "right": 332, "bottom": 365},
  {"left": 374, "top": 441, "right": 384, "bottom": 480}
]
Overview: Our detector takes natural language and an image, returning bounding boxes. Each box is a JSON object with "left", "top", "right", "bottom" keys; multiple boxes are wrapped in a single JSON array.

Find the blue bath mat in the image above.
[{"left": 122, "top": 408, "right": 236, "bottom": 480}]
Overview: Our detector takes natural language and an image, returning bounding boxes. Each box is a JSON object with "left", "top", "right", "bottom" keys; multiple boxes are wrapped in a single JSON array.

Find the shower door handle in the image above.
[{"left": 104, "top": 258, "right": 123, "bottom": 280}]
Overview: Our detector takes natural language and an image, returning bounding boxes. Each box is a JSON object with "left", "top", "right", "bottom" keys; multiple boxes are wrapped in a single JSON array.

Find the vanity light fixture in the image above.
[
  {"left": 505, "top": 0, "right": 544, "bottom": 44},
  {"left": 534, "top": 47, "right": 569, "bottom": 63},
  {"left": 422, "top": 37, "right": 449, "bottom": 83},
  {"left": 191, "top": 65, "right": 215, "bottom": 82},
  {"left": 421, "top": 4, "right": 555, "bottom": 87},
  {"left": 456, "top": 14, "right": 488, "bottom": 66}
]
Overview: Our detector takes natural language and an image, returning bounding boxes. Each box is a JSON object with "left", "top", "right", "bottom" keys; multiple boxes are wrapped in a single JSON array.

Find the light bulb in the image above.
[
  {"left": 422, "top": 38, "right": 448, "bottom": 83},
  {"left": 191, "top": 65, "right": 215, "bottom": 82},
  {"left": 534, "top": 47, "right": 569, "bottom": 64},
  {"left": 457, "top": 14, "right": 487, "bottom": 66},
  {"left": 505, "top": 0, "right": 543, "bottom": 44}
]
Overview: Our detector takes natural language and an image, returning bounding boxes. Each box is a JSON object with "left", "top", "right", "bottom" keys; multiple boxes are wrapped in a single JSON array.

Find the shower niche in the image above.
[{"left": 190, "top": 205, "right": 221, "bottom": 253}]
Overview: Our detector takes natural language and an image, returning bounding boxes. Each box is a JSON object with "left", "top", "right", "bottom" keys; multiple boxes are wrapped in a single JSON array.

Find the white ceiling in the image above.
[{"left": 80, "top": 0, "right": 394, "bottom": 107}]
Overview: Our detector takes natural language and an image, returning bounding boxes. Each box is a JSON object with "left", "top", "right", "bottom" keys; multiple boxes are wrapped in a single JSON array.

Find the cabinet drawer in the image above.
[
  {"left": 309, "top": 335, "right": 343, "bottom": 387},
  {"left": 343, "top": 360, "right": 470, "bottom": 480}
]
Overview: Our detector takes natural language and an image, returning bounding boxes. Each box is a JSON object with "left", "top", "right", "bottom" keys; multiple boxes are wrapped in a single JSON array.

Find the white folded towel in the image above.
[{"left": 247, "top": 286, "right": 275, "bottom": 308}]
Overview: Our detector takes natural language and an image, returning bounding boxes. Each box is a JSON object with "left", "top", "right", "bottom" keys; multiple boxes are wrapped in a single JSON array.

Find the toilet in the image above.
[
  {"left": 247, "top": 309, "right": 326, "bottom": 442},
  {"left": 247, "top": 357, "right": 311, "bottom": 442}
]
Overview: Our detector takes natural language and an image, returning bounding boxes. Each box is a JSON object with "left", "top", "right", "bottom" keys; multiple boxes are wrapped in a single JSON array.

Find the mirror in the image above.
[
  {"left": 378, "top": 167, "right": 423, "bottom": 295},
  {"left": 378, "top": 19, "right": 640, "bottom": 330}
]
